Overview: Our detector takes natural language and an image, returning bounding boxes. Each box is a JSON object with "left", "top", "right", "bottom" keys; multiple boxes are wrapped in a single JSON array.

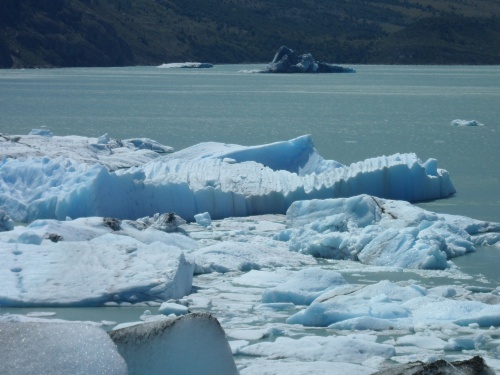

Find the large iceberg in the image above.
[
  {"left": 261, "top": 46, "right": 355, "bottom": 73},
  {"left": 0, "top": 134, "right": 455, "bottom": 223}
]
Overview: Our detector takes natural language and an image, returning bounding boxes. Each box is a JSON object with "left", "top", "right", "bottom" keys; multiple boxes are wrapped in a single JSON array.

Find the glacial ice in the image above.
[
  {"left": 276, "top": 195, "right": 500, "bottom": 269},
  {"left": 157, "top": 62, "right": 214, "bottom": 69},
  {"left": 0, "top": 234, "right": 194, "bottom": 306},
  {"left": 1, "top": 131, "right": 500, "bottom": 374},
  {"left": 284, "top": 279, "right": 500, "bottom": 329},
  {"left": 109, "top": 313, "right": 238, "bottom": 375},
  {"left": 261, "top": 46, "right": 356, "bottom": 74},
  {"left": 0, "top": 322, "right": 127, "bottom": 375},
  {"left": 0, "top": 134, "right": 455, "bottom": 223},
  {"left": 261, "top": 268, "right": 347, "bottom": 305},
  {"left": 0, "top": 131, "right": 172, "bottom": 170}
]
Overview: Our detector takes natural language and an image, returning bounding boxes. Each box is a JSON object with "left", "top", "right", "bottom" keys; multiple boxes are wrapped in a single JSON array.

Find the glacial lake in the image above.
[{"left": 0, "top": 64, "right": 499, "bottom": 329}]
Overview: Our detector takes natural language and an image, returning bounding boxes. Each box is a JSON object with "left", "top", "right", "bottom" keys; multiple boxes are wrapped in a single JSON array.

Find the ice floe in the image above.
[{"left": 1, "top": 131, "right": 500, "bottom": 374}]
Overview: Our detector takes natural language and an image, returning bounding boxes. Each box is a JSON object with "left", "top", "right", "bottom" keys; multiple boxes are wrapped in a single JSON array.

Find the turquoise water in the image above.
[{"left": 1, "top": 64, "right": 499, "bottom": 222}]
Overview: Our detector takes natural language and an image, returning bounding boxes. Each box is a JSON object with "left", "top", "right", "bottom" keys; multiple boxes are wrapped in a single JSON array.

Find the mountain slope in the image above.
[{"left": 1, "top": 0, "right": 500, "bottom": 68}]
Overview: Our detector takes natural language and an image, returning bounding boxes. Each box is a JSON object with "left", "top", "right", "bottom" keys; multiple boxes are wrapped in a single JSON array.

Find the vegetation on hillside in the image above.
[{"left": 1, "top": 0, "right": 500, "bottom": 68}]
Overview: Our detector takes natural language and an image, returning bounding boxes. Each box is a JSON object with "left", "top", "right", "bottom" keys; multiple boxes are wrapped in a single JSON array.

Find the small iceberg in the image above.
[
  {"left": 450, "top": 119, "right": 484, "bottom": 127},
  {"left": 157, "top": 62, "right": 214, "bottom": 69},
  {"left": 259, "top": 46, "right": 355, "bottom": 74}
]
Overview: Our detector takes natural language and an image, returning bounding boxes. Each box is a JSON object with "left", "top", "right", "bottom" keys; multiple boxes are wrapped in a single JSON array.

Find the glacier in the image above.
[{"left": 1, "top": 131, "right": 500, "bottom": 374}]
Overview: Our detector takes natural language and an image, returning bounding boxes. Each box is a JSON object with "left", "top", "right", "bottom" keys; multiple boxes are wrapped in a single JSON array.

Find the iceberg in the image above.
[
  {"left": 0, "top": 133, "right": 455, "bottom": 223},
  {"left": 284, "top": 279, "right": 500, "bottom": 329},
  {"left": 261, "top": 267, "right": 347, "bottom": 305},
  {"left": 0, "top": 233, "right": 194, "bottom": 306},
  {"left": 0, "top": 322, "right": 127, "bottom": 375},
  {"left": 260, "top": 46, "right": 355, "bottom": 73},
  {"left": 238, "top": 335, "right": 396, "bottom": 364},
  {"left": 191, "top": 240, "right": 316, "bottom": 274},
  {"left": 276, "top": 195, "right": 500, "bottom": 269},
  {"left": 109, "top": 313, "right": 238, "bottom": 375},
  {"left": 451, "top": 119, "right": 484, "bottom": 127},
  {"left": 157, "top": 62, "right": 214, "bottom": 69}
]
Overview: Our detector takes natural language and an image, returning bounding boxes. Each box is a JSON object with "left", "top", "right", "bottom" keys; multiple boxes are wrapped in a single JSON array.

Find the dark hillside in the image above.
[{"left": 1, "top": 0, "right": 500, "bottom": 68}]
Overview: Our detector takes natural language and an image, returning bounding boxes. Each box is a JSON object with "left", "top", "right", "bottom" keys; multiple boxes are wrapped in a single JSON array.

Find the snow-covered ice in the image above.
[{"left": 1, "top": 131, "right": 499, "bottom": 374}]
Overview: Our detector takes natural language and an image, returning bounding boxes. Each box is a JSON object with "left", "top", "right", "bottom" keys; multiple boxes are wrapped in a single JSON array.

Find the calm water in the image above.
[
  {"left": 1, "top": 65, "right": 499, "bottom": 324},
  {"left": 1, "top": 64, "right": 499, "bottom": 223}
]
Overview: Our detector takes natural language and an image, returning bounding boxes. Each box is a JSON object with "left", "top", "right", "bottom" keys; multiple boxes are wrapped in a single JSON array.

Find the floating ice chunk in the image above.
[
  {"left": 261, "top": 46, "right": 355, "bottom": 74},
  {"left": 191, "top": 241, "right": 315, "bottom": 274},
  {"left": 445, "top": 334, "right": 493, "bottom": 351},
  {"left": 157, "top": 62, "right": 213, "bottom": 68},
  {"left": 194, "top": 212, "right": 212, "bottom": 227},
  {"left": 0, "top": 234, "right": 194, "bottom": 306},
  {"left": 396, "top": 334, "right": 448, "bottom": 350},
  {"left": 158, "top": 302, "right": 189, "bottom": 316},
  {"left": 239, "top": 360, "right": 375, "bottom": 375},
  {"left": 28, "top": 129, "right": 53, "bottom": 137},
  {"left": 451, "top": 119, "right": 484, "bottom": 127},
  {"left": 262, "top": 268, "right": 347, "bottom": 305},
  {"left": 238, "top": 335, "right": 395, "bottom": 364},
  {"left": 110, "top": 313, "right": 238, "bottom": 375},
  {"left": 278, "top": 195, "right": 494, "bottom": 269},
  {"left": 232, "top": 269, "right": 292, "bottom": 288},
  {"left": 0, "top": 322, "right": 127, "bottom": 375},
  {"left": 0, "top": 215, "right": 197, "bottom": 251},
  {"left": 402, "top": 296, "right": 500, "bottom": 328},
  {"left": 97, "top": 133, "right": 110, "bottom": 144},
  {"left": 0, "top": 135, "right": 456, "bottom": 223},
  {"left": 287, "top": 280, "right": 425, "bottom": 327},
  {"left": 122, "top": 138, "right": 174, "bottom": 153},
  {"left": 329, "top": 316, "right": 410, "bottom": 331}
]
